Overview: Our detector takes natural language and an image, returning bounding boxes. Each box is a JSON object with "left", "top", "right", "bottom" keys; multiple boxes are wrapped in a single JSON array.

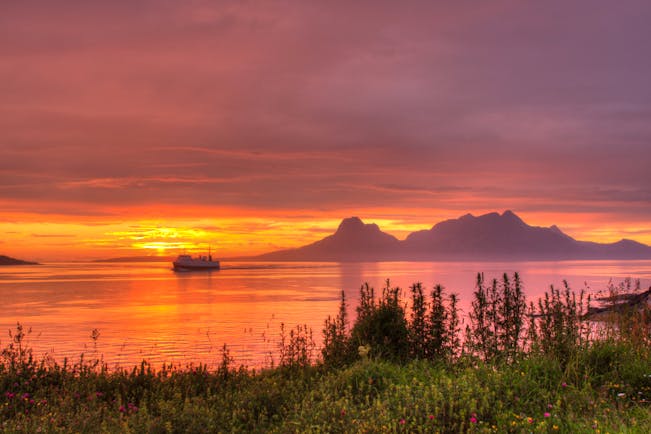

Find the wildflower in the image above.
[
  {"left": 5, "top": 392, "right": 15, "bottom": 399},
  {"left": 547, "top": 403, "right": 553, "bottom": 409},
  {"left": 544, "top": 412, "right": 551, "bottom": 418},
  {"left": 399, "top": 419, "right": 406, "bottom": 425},
  {"left": 119, "top": 405, "right": 126, "bottom": 413},
  {"left": 340, "top": 409, "right": 346, "bottom": 416},
  {"left": 561, "top": 382, "right": 567, "bottom": 388},
  {"left": 553, "top": 425, "right": 559, "bottom": 430},
  {"left": 22, "top": 393, "right": 30, "bottom": 400},
  {"left": 428, "top": 414, "right": 435, "bottom": 420},
  {"left": 470, "top": 414, "right": 478, "bottom": 424},
  {"left": 617, "top": 393, "right": 626, "bottom": 398},
  {"left": 527, "top": 417, "right": 534, "bottom": 424}
]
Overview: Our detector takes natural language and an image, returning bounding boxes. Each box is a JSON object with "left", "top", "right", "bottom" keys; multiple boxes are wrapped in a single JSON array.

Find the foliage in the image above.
[
  {"left": 465, "top": 273, "right": 527, "bottom": 363},
  {"left": 349, "top": 280, "right": 410, "bottom": 363},
  {"left": 278, "top": 323, "right": 315, "bottom": 369},
  {"left": 534, "top": 281, "right": 590, "bottom": 367},
  {"left": 322, "top": 290, "right": 351, "bottom": 367},
  {"left": 1, "top": 274, "right": 650, "bottom": 432}
]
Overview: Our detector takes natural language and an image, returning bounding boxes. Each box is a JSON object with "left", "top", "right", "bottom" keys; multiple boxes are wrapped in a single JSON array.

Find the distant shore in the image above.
[{"left": 0, "top": 254, "right": 38, "bottom": 266}]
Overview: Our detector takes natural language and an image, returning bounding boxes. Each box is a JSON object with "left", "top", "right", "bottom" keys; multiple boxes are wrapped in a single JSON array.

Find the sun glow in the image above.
[{"left": 2, "top": 207, "right": 651, "bottom": 262}]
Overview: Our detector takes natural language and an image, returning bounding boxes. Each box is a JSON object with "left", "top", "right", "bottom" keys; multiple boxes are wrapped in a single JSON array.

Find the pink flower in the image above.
[
  {"left": 119, "top": 405, "right": 126, "bottom": 413},
  {"left": 470, "top": 416, "right": 478, "bottom": 424},
  {"left": 548, "top": 403, "right": 553, "bottom": 409},
  {"left": 544, "top": 412, "right": 551, "bottom": 418},
  {"left": 527, "top": 417, "right": 534, "bottom": 424},
  {"left": 561, "top": 382, "right": 567, "bottom": 388},
  {"left": 428, "top": 414, "right": 435, "bottom": 420},
  {"left": 399, "top": 418, "right": 406, "bottom": 425},
  {"left": 340, "top": 409, "right": 346, "bottom": 416}
]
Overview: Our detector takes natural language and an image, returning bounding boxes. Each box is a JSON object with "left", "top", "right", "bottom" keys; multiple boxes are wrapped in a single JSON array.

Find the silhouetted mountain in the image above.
[
  {"left": 403, "top": 210, "right": 581, "bottom": 260},
  {"left": 252, "top": 211, "right": 651, "bottom": 261},
  {"left": 256, "top": 217, "right": 400, "bottom": 261},
  {"left": 0, "top": 255, "right": 38, "bottom": 266}
]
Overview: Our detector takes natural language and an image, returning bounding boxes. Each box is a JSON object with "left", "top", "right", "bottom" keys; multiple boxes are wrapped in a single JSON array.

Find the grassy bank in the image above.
[{"left": 1, "top": 275, "right": 650, "bottom": 433}]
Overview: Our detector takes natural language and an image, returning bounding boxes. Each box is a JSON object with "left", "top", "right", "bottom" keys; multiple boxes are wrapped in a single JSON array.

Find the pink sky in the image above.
[{"left": 2, "top": 1, "right": 651, "bottom": 260}]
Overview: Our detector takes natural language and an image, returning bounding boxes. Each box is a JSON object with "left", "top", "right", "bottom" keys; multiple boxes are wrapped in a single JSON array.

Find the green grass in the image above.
[{"left": 0, "top": 341, "right": 649, "bottom": 433}]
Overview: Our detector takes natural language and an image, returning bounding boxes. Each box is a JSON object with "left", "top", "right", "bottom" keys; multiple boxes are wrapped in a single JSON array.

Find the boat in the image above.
[{"left": 172, "top": 248, "right": 220, "bottom": 271}]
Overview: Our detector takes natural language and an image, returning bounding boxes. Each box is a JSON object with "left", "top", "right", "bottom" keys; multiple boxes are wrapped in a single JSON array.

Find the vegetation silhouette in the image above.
[{"left": 1, "top": 274, "right": 649, "bottom": 432}]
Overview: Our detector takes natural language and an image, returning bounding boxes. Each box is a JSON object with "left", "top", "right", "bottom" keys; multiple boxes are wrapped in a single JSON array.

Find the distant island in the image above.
[
  {"left": 0, "top": 254, "right": 38, "bottom": 266},
  {"left": 252, "top": 211, "right": 651, "bottom": 262},
  {"left": 93, "top": 255, "right": 171, "bottom": 263}
]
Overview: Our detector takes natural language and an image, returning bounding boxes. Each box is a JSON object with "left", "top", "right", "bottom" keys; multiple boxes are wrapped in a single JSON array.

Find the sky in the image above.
[{"left": 2, "top": 0, "right": 651, "bottom": 261}]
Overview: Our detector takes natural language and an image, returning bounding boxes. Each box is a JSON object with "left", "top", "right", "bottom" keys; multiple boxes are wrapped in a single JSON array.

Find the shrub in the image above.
[{"left": 350, "top": 280, "right": 410, "bottom": 363}]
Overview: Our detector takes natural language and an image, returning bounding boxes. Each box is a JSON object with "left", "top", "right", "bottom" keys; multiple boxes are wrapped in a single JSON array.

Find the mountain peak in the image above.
[
  {"left": 337, "top": 216, "right": 365, "bottom": 232},
  {"left": 501, "top": 210, "right": 525, "bottom": 225}
]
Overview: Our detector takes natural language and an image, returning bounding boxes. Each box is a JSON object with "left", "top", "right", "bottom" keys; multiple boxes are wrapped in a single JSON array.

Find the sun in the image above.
[{"left": 108, "top": 224, "right": 212, "bottom": 255}]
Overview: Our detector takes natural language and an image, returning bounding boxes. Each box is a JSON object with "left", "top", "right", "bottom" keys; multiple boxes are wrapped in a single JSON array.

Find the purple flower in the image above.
[
  {"left": 5, "top": 392, "right": 15, "bottom": 399},
  {"left": 22, "top": 393, "right": 30, "bottom": 400}
]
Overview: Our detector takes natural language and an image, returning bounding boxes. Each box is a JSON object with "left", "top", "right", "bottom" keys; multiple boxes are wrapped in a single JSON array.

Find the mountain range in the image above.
[{"left": 254, "top": 211, "right": 651, "bottom": 261}]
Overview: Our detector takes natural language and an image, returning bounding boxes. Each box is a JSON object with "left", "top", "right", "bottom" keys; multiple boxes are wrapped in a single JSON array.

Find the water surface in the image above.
[{"left": 1, "top": 260, "right": 649, "bottom": 368}]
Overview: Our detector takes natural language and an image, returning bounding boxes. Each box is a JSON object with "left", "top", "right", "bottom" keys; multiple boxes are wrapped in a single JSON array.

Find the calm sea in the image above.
[{"left": 1, "top": 260, "right": 650, "bottom": 368}]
